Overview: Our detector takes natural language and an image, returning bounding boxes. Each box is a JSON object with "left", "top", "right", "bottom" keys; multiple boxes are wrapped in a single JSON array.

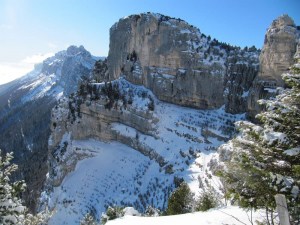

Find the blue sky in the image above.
[{"left": 0, "top": 0, "right": 299, "bottom": 84}]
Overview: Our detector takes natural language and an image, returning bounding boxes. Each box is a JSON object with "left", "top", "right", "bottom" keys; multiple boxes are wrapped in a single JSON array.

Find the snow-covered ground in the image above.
[
  {"left": 48, "top": 140, "right": 162, "bottom": 225},
  {"left": 107, "top": 206, "right": 265, "bottom": 225},
  {"left": 47, "top": 80, "right": 247, "bottom": 224}
]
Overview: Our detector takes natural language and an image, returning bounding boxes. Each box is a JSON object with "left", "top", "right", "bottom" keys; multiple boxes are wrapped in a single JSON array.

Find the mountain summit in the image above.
[
  {"left": 0, "top": 45, "right": 97, "bottom": 211},
  {"left": 106, "top": 13, "right": 259, "bottom": 112}
]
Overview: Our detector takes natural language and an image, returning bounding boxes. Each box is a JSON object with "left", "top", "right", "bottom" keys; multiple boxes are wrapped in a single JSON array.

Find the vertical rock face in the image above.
[
  {"left": 107, "top": 13, "right": 259, "bottom": 111},
  {"left": 259, "top": 15, "right": 298, "bottom": 85},
  {"left": 247, "top": 15, "right": 300, "bottom": 120},
  {"left": 224, "top": 50, "right": 259, "bottom": 113}
]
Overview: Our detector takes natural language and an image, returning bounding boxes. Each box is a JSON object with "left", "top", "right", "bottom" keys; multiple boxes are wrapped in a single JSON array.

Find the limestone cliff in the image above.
[
  {"left": 106, "top": 13, "right": 259, "bottom": 112},
  {"left": 43, "top": 14, "right": 300, "bottom": 221},
  {"left": 247, "top": 15, "right": 300, "bottom": 120},
  {"left": 48, "top": 79, "right": 165, "bottom": 186}
]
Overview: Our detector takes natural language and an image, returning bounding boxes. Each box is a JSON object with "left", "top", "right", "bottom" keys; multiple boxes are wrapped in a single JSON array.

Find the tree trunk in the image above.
[{"left": 275, "top": 194, "right": 290, "bottom": 225}]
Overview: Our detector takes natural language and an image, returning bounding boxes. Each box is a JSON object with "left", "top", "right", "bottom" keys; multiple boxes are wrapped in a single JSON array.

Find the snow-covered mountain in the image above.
[
  {"left": 44, "top": 79, "right": 245, "bottom": 224},
  {"left": 1, "top": 12, "right": 298, "bottom": 225},
  {"left": 0, "top": 45, "right": 97, "bottom": 211},
  {"left": 42, "top": 13, "right": 299, "bottom": 224}
]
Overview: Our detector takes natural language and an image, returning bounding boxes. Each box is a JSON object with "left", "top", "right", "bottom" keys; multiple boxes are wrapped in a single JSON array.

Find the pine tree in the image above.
[
  {"left": 23, "top": 209, "right": 52, "bottom": 225},
  {"left": 0, "top": 150, "right": 52, "bottom": 225},
  {"left": 166, "top": 182, "right": 194, "bottom": 215},
  {"left": 0, "top": 150, "right": 26, "bottom": 225},
  {"left": 196, "top": 186, "right": 220, "bottom": 211},
  {"left": 80, "top": 213, "right": 97, "bottom": 225},
  {"left": 219, "top": 63, "right": 300, "bottom": 224}
]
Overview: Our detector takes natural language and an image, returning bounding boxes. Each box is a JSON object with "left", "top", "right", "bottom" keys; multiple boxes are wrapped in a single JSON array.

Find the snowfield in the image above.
[
  {"left": 106, "top": 206, "right": 265, "bottom": 225},
  {"left": 46, "top": 78, "right": 250, "bottom": 224},
  {"left": 48, "top": 140, "right": 160, "bottom": 225}
]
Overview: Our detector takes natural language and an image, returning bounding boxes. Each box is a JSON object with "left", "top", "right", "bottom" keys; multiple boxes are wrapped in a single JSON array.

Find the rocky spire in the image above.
[
  {"left": 247, "top": 14, "right": 299, "bottom": 120},
  {"left": 259, "top": 14, "right": 298, "bottom": 86}
]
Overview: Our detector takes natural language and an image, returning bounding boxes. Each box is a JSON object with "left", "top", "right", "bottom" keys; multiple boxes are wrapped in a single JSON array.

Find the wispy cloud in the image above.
[
  {"left": 0, "top": 53, "right": 54, "bottom": 85},
  {"left": 21, "top": 53, "right": 54, "bottom": 64},
  {"left": 0, "top": 62, "right": 32, "bottom": 85}
]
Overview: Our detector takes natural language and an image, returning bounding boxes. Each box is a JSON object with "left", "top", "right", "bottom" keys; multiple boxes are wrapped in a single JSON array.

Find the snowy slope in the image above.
[
  {"left": 46, "top": 78, "right": 246, "bottom": 224},
  {"left": 16, "top": 45, "right": 96, "bottom": 103},
  {"left": 0, "top": 45, "right": 98, "bottom": 211},
  {"left": 47, "top": 141, "right": 160, "bottom": 225},
  {"left": 107, "top": 206, "right": 265, "bottom": 225}
]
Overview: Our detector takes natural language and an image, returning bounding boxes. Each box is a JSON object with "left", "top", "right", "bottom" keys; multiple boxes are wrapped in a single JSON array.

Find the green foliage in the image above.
[
  {"left": 218, "top": 63, "right": 300, "bottom": 224},
  {"left": 0, "top": 150, "right": 52, "bottom": 225},
  {"left": 101, "top": 206, "right": 124, "bottom": 224},
  {"left": 144, "top": 206, "right": 160, "bottom": 217},
  {"left": 196, "top": 187, "right": 220, "bottom": 211},
  {"left": 23, "top": 209, "right": 52, "bottom": 225},
  {"left": 0, "top": 150, "right": 26, "bottom": 224},
  {"left": 101, "top": 82, "right": 121, "bottom": 110},
  {"left": 166, "top": 182, "right": 194, "bottom": 215},
  {"left": 290, "top": 66, "right": 300, "bottom": 75},
  {"left": 80, "top": 213, "right": 97, "bottom": 225}
]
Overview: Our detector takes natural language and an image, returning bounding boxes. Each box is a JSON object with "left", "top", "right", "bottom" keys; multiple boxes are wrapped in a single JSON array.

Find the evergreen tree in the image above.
[
  {"left": 0, "top": 150, "right": 52, "bottom": 225},
  {"left": 166, "top": 182, "right": 194, "bottom": 215},
  {"left": 80, "top": 213, "right": 97, "bottom": 225},
  {"left": 219, "top": 63, "right": 300, "bottom": 224},
  {"left": 144, "top": 205, "right": 160, "bottom": 217},
  {"left": 196, "top": 187, "right": 220, "bottom": 211},
  {"left": 23, "top": 209, "right": 52, "bottom": 225},
  {"left": 101, "top": 206, "right": 124, "bottom": 224},
  {"left": 0, "top": 150, "right": 26, "bottom": 225}
]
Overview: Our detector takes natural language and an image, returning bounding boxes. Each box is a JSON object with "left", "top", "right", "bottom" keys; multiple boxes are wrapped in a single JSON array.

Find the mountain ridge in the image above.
[
  {"left": 0, "top": 12, "right": 299, "bottom": 224},
  {"left": 0, "top": 45, "right": 97, "bottom": 211},
  {"left": 42, "top": 13, "right": 299, "bottom": 224}
]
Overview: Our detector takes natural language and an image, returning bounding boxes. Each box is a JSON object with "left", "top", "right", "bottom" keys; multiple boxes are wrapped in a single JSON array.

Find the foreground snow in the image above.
[{"left": 107, "top": 206, "right": 264, "bottom": 225}]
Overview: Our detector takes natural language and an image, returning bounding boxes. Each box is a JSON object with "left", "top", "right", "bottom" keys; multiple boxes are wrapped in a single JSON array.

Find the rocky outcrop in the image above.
[
  {"left": 247, "top": 15, "right": 300, "bottom": 120},
  {"left": 48, "top": 79, "right": 167, "bottom": 186},
  {"left": 224, "top": 50, "right": 258, "bottom": 113},
  {"left": 107, "top": 13, "right": 259, "bottom": 112}
]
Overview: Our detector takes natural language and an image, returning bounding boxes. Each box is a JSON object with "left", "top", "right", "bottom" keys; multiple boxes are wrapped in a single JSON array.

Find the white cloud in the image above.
[
  {"left": 0, "top": 52, "right": 54, "bottom": 85},
  {"left": 21, "top": 53, "right": 54, "bottom": 64},
  {"left": 0, "top": 62, "right": 31, "bottom": 85}
]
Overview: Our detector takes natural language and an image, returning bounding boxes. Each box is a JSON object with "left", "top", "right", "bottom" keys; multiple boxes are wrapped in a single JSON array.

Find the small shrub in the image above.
[
  {"left": 101, "top": 206, "right": 124, "bottom": 224},
  {"left": 144, "top": 206, "right": 160, "bottom": 217},
  {"left": 148, "top": 97, "right": 155, "bottom": 111},
  {"left": 196, "top": 188, "right": 220, "bottom": 211},
  {"left": 80, "top": 213, "right": 97, "bottom": 225}
]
